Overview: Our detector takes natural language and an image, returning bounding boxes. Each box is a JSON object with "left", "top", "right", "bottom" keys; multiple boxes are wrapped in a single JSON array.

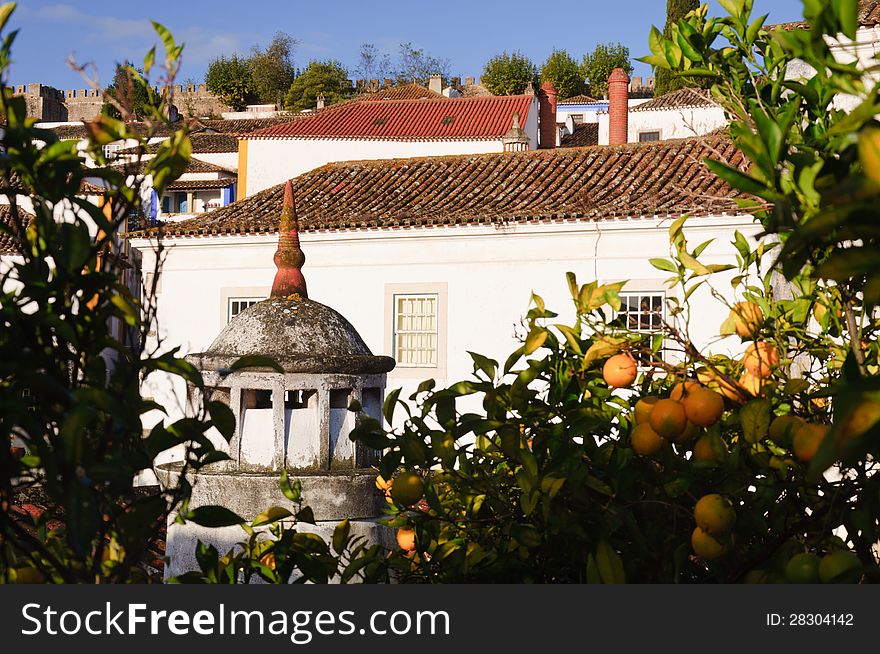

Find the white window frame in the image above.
[
  {"left": 385, "top": 282, "right": 448, "bottom": 379},
  {"left": 616, "top": 291, "right": 667, "bottom": 365},
  {"left": 638, "top": 129, "right": 662, "bottom": 143},
  {"left": 219, "top": 286, "right": 269, "bottom": 329},
  {"left": 228, "top": 297, "right": 262, "bottom": 323},
  {"left": 393, "top": 293, "right": 439, "bottom": 368}
]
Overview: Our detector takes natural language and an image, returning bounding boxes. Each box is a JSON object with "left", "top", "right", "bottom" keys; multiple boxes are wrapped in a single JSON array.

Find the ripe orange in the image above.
[
  {"left": 670, "top": 420, "right": 699, "bottom": 444},
  {"left": 743, "top": 341, "right": 779, "bottom": 378},
  {"left": 396, "top": 528, "right": 416, "bottom": 552},
  {"left": 682, "top": 388, "right": 725, "bottom": 427},
  {"left": 631, "top": 423, "right": 666, "bottom": 456},
  {"left": 634, "top": 396, "right": 660, "bottom": 424},
  {"left": 792, "top": 423, "right": 828, "bottom": 462},
  {"left": 818, "top": 551, "right": 862, "bottom": 584},
  {"left": 738, "top": 371, "right": 765, "bottom": 397},
  {"left": 731, "top": 301, "right": 763, "bottom": 338},
  {"left": 649, "top": 399, "right": 687, "bottom": 440},
  {"left": 697, "top": 368, "right": 743, "bottom": 402},
  {"left": 784, "top": 553, "right": 820, "bottom": 584},
  {"left": 840, "top": 400, "right": 880, "bottom": 441},
  {"left": 694, "top": 494, "right": 736, "bottom": 535},
  {"left": 692, "top": 433, "right": 728, "bottom": 465},
  {"left": 691, "top": 527, "right": 730, "bottom": 560},
  {"left": 603, "top": 353, "right": 638, "bottom": 388},
  {"left": 670, "top": 380, "right": 702, "bottom": 402},
  {"left": 768, "top": 415, "right": 804, "bottom": 447},
  {"left": 391, "top": 471, "right": 424, "bottom": 506}
]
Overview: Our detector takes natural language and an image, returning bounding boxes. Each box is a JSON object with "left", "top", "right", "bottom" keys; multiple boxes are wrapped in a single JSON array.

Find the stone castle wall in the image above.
[{"left": 9, "top": 83, "right": 232, "bottom": 121}]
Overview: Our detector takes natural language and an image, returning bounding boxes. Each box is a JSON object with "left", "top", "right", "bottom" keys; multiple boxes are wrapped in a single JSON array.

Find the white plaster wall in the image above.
[
  {"left": 246, "top": 138, "right": 506, "bottom": 196},
  {"left": 628, "top": 106, "right": 728, "bottom": 143},
  {"left": 190, "top": 151, "right": 238, "bottom": 172},
  {"left": 131, "top": 214, "right": 762, "bottom": 432}
]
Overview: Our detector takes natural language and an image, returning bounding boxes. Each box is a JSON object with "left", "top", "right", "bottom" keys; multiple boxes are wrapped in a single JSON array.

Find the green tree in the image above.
[
  {"left": 102, "top": 62, "right": 154, "bottom": 120},
  {"left": 654, "top": 0, "right": 701, "bottom": 96},
  {"left": 541, "top": 49, "right": 584, "bottom": 99},
  {"left": 205, "top": 54, "right": 255, "bottom": 111},
  {"left": 394, "top": 42, "right": 450, "bottom": 83},
  {"left": 481, "top": 51, "right": 538, "bottom": 96},
  {"left": 248, "top": 32, "right": 297, "bottom": 106},
  {"left": 580, "top": 43, "right": 633, "bottom": 98},
  {"left": 284, "top": 60, "right": 351, "bottom": 111}
]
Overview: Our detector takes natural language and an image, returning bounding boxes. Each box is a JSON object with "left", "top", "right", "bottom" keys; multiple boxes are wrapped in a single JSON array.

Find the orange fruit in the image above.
[
  {"left": 692, "top": 433, "right": 728, "bottom": 465},
  {"left": 694, "top": 494, "right": 736, "bottom": 535},
  {"left": 792, "top": 423, "right": 828, "bottom": 462},
  {"left": 731, "top": 301, "right": 763, "bottom": 338},
  {"left": 634, "top": 396, "right": 660, "bottom": 424},
  {"left": 840, "top": 400, "right": 880, "bottom": 441},
  {"left": 697, "top": 368, "right": 743, "bottom": 402},
  {"left": 691, "top": 527, "right": 730, "bottom": 560},
  {"left": 818, "top": 551, "right": 861, "bottom": 583},
  {"left": 768, "top": 415, "right": 804, "bottom": 447},
  {"left": 682, "top": 388, "right": 725, "bottom": 427},
  {"left": 670, "top": 380, "right": 702, "bottom": 402},
  {"left": 785, "top": 553, "right": 820, "bottom": 584},
  {"left": 648, "top": 399, "right": 687, "bottom": 440},
  {"left": 396, "top": 528, "right": 416, "bottom": 552},
  {"left": 603, "top": 353, "right": 638, "bottom": 388},
  {"left": 631, "top": 423, "right": 666, "bottom": 456},
  {"left": 670, "top": 420, "right": 699, "bottom": 444},
  {"left": 391, "top": 471, "right": 424, "bottom": 506},
  {"left": 743, "top": 341, "right": 779, "bottom": 378},
  {"left": 738, "top": 371, "right": 765, "bottom": 397}
]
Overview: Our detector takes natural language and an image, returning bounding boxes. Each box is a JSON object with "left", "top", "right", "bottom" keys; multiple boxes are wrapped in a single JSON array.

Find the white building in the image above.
[{"left": 129, "top": 133, "right": 761, "bottom": 436}]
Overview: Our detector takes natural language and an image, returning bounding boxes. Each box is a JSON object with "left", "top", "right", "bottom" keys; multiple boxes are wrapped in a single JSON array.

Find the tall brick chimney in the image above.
[
  {"left": 608, "top": 67, "right": 630, "bottom": 146},
  {"left": 538, "top": 81, "right": 558, "bottom": 149}
]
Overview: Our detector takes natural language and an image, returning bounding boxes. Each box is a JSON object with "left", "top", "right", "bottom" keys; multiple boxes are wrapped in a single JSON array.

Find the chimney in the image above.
[
  {"left": 383, "top": 78, "right": 393, "bottom": 88},
  {"left": 316, "top": 94, "right": 325, "bottom": 110},
  {"left": 538, "top": 81, "right": 558, "bottom": 149},
  {"left": 608, "top": 67, "right": 630, "bottom": 146},
  {"left": 428, "top": 74, "right": 443, "bottom": 95},
  {"left": 503, "top": 112, "right": 530, "bottom": 153},
  {"left": 465, "top": 76, "right": 475, "bottom": 86}
]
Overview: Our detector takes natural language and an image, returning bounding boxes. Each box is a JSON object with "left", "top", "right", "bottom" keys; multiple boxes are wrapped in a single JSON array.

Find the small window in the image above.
[
  {"left": 615, "top": 293, "right": 666, "bottom": 364},
  {"left": 393, "top": 294, "right": 438, "bottom": 367},
  {"left": 228, "top": 297, "right": 262, "bottom": 322},
  {"left": 570, "top": 113, "right": 585, "bottom": 124},
  {"left": 639, "top": 131, "right": 661, "bottom": 142},
  {"left": 102, "top": 142, "right": 124, "bottom": 160}
]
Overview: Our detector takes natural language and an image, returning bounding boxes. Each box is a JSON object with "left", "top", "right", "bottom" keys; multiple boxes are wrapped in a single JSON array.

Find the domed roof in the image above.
[{"left": 189, "top": 295, "right": 395, "bottom": 374}]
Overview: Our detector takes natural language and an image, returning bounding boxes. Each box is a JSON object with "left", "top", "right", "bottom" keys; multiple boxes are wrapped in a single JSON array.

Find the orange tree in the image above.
[{"left": 349, "top": 0, "right": 880, "bottom": 583}]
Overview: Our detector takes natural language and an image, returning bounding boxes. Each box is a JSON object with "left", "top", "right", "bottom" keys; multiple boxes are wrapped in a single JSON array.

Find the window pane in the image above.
[{"left": 393, "top": 293, "right": 439, "bottom": 368}]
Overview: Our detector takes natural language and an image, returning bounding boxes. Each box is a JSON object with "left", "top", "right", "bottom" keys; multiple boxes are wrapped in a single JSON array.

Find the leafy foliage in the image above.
[
  {"left": 248, "top": 32, "right": 298, "bottom": 106},
  {"left": 541, "top": 49, "right": 584, "bottom": 99},
  {"left": 654, "top": 0, "right": 702, "bottom": 96},
  {"left": 580, "top": 43, "right": 634, "bottom": 98},
  {"left": 284, "top": 60, "right": 352, "bottom": 111},
  {"left": 481, "top": 51, "right": 539, "bottom": 96},
  {"left": 102, "top": 62, "right": 156, "bottom": 120},
  {"left": 205, "top": 54, "right": 255, "bottom": 111}
]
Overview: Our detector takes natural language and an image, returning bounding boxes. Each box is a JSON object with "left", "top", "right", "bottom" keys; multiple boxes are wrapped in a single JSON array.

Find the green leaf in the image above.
[
  {"left": 740, "top": 399, "right": 771, "bottom": 444},
  {"left": 279, "top": 470, "right": 302, "bottom": 503},
  {"left": 858, "top": 127, "right": 880, "bottom": 184},
  {"left": 186, "top": 505, "right": 245, "bottom": 528},
  {"left": 524, "top": 327, "right": 548, "bottom": 355},
  {"left": 332, "top": 519, "right": 351, "bottom": 554},
  {"left": 596, "top": 540, "right": 626, "bottom": 584},
  {"left": 252, "top": 506, "right": 293, "bottom": 527},
  {"left": 650, "top": 258, "right": 678, "bottom": 273},
  {"left": 207, "top": 401, "right": 235, "bottom": 441}
]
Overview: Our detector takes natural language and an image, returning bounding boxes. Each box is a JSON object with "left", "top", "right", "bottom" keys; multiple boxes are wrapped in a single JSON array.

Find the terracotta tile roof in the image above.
[
  {"left": 631, "top": 88, "right": 719, "bottom": 112},
  {"left": 111, "top": 156, "right": 232, "bottom": 175},
  {"left": 560, "top": 123, "right": 599, "bottom": 148},
  {"left": 165, "top": 178, "right": 235, "bottom": 191},
  {"left": 0, "top": 204, "right": 34, "bottom": 254},
  {"left": 119, "top": 132, "right": 239, "bottom": 156},
  {"left": 148, "top": 133, "right": 750, "bottom": 239},
  {"left": 198, "top": 115, "right": 301, "bottom": 134},
  {"left": 559, "top": 95, "right": 602, "bottom": 104},
  {"left": 246, "top": 95, "right": 533, "bottom": 141}
]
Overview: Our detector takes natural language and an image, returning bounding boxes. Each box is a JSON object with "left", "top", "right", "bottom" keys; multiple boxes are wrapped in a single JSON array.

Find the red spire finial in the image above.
[{"left": 270, "top": 180, "right": 308, "bottom": 299}]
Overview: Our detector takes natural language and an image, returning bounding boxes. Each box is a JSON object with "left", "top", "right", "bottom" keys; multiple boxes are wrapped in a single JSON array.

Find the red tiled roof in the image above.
[
  {"left": 560, "top": 123, "right": 599, "bottom": 148},
  {"left": 631, "top": 88, "right": 719, "bottom": 112},
  {"left": 148, "top": 133, "right": 750, "bottom": 239},
  {"left": 0, "top": 204, "right": 34, "bottom": 254},
  {"left": 111, "top": 156, "right": 232, "bottom": 175},
  {"left": 246, "top": 95, "right": 533, "bottom": 141},
  {"left": 559, "top": 95, "right": 602, "bottom": 104},
  {"left": 119, "top": 132, "right": 239, "bottom": 156}
]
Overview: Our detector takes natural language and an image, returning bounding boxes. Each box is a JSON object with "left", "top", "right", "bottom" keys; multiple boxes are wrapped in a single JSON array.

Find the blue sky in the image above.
[{"left": 10, "top": 0, "right": 806, "bottom": 90}]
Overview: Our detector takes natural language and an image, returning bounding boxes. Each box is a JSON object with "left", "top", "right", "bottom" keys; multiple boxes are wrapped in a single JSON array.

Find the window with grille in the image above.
[
  {"left": 228, "top": 297, "right": 262, "bottom": 323},
  {"left": 570, "top": 113, "right": 585, "bottom": 124},
  {"left": 616, "top": 293, "right": 666, "bottom": 363},
  {"left": 638, "top": 130, "right": 661, "bottom": 142},
  {"left": 393, "top": 294, "right": 438, "bottom": 367},
  {"left": 102, "top": 142, "right": 124, "bottom": 160}
]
